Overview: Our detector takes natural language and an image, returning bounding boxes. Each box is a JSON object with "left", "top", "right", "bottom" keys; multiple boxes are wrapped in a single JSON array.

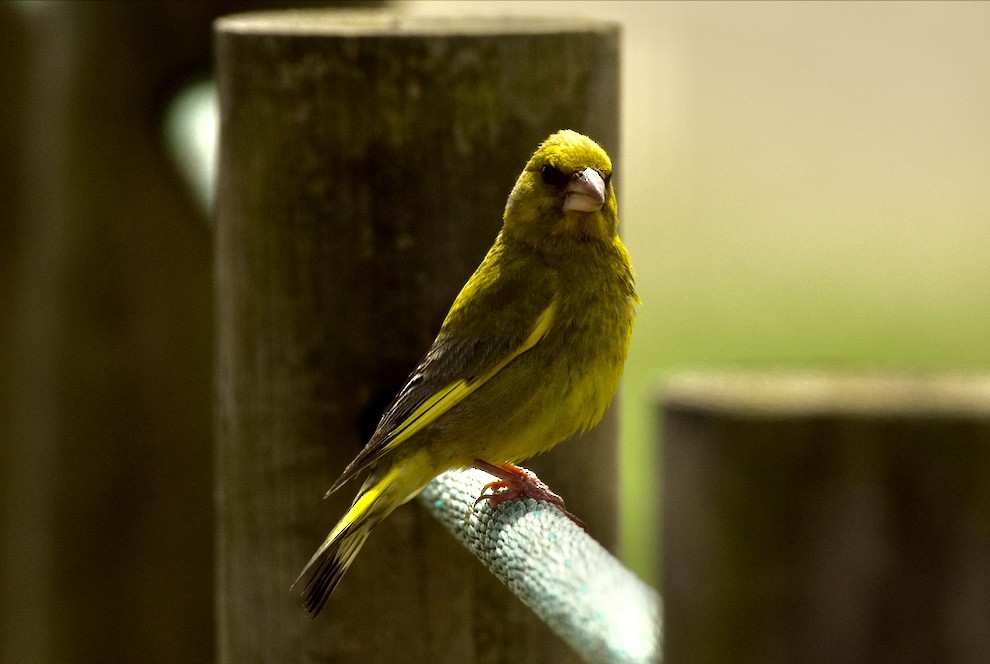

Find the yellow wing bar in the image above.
[{"left": 379, "top": 299, "right": 557, "bottom": 455}]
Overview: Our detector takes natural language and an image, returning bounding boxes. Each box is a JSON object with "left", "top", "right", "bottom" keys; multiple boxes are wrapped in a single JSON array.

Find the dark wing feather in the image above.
[{"left": 325, "top": 263, "right": 556, "bottom": 497}]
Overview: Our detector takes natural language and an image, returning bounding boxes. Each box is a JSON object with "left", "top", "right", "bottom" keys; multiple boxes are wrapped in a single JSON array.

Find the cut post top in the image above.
[
  {"left": 215, "top": 9, "right": 620, "bottom": 38},
  {"left": 661, "top": 372, "right": 990, "bottom": 418}
]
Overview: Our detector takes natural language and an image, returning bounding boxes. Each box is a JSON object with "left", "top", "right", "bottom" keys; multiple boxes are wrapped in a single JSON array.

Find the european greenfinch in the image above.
[{"left": 296, "top": 129, "right": 638, "bottom": 616}]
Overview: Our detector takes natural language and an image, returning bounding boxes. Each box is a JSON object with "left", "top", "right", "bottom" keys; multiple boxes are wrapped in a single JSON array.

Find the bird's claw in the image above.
[{"left": 471, "top": 461, "right": 586, "bottom": 529}]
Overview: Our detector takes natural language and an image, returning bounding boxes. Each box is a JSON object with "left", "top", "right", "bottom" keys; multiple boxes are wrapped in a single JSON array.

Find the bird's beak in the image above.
[{"left": 563, "top": 167, "right": 606, "bottom": 212}]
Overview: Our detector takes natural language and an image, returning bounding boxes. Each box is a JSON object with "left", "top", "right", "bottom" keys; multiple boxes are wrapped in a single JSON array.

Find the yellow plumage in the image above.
[{"left": 295, "top": 130, "right": 638, "bottom": 616}]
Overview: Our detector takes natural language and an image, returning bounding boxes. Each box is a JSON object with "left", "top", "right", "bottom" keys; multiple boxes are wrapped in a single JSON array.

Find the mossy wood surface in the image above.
[{"left": 215, "top": 11, "right": 620, "bottom": 663}]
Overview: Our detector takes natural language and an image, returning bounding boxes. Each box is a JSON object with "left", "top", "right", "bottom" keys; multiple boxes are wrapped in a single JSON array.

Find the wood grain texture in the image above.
[{"left": 214, "top": 10, "right": 620, "bottom": 663}]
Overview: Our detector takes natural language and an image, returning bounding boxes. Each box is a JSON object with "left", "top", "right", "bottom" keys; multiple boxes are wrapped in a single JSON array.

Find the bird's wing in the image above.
[{"left": 325, "top": 272, "right": 556, "bottom": 497}]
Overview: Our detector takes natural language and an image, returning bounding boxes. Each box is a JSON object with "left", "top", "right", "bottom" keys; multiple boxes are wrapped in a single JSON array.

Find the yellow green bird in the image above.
[{"left": 295, "top": 129, "right": 639, "bottom": 616}]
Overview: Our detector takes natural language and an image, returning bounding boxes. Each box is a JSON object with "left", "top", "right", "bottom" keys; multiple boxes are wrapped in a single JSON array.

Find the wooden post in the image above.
[
  {"left": 660, "top": 373, "right": 990, "bottom": 664},
  {"left": 1, "top": 4, "right": 233, "bottom": 662},
  {"left": 214, "top": 11, "right": 620, "bottom": 663}
]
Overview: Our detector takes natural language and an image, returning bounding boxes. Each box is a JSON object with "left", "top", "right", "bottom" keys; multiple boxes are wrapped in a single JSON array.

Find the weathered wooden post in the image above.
[
  {"left": 214, "top": 10, "right": 620, "bottom": 662},
  {"left": 660, "top": 373, "right": 990, "bottom": 664}
]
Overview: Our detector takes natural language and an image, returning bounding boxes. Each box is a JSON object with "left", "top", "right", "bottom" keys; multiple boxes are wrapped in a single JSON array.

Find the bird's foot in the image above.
[{"left": 471, "top": 460, "right": 585, "bottom": 529}]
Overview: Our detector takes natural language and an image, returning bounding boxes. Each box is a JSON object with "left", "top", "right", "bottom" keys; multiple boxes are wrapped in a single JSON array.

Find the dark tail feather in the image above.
[
  {"left": 296, "top": 527, "right": 371, "bottom": 617},
  {"left": 293, "top": 467, "right": 402, "bottom": 616}
]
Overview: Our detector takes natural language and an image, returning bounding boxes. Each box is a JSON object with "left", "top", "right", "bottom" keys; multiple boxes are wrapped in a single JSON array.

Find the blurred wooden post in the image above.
[
  {"left": 660, "top": 373, "right": 990, "bottom": 664},
  {"left": 214, "top": 10, "right": 620, "bottom": 663},
  {"left": 0, "top": 4, "right": 253, "bottom": 662}
]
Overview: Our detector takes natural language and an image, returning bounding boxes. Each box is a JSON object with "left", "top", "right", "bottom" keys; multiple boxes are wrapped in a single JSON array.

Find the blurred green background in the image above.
[{"left": 407, "top": 0, "right": 990, "bottom": 582}]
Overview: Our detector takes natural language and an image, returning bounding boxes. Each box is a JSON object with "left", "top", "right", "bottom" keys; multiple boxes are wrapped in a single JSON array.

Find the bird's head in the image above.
[{"left": 503, "top": 130, "right": 617, "bottom": 246}]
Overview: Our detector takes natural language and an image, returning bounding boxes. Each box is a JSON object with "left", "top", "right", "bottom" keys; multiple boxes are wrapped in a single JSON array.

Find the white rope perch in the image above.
[{"left": 418, "top": 468, "right": 662, "bottom": 664}]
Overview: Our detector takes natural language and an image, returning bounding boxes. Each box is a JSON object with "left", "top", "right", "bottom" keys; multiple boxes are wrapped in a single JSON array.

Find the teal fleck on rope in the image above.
[{"left": 419, "top": 468, "right": 661, "bottom": 664}]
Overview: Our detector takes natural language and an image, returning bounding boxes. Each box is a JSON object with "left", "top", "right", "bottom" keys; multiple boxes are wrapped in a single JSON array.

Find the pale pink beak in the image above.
[{"left": 563, "top": 167, "right": 606, "bottom": 212}]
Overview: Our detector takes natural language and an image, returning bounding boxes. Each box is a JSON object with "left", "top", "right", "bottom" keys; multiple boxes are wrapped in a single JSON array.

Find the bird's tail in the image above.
[{"left": 293, "top": 465, "right": 403, "bottom": 617}]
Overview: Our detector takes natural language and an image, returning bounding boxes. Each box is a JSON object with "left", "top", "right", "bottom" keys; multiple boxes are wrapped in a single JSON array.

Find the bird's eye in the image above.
[
  {"left": 540, "top": 163, "right": 568, "bottom": 188},
  {"left": 602, "top": 171, "right": 612, "bottom": 187}
]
